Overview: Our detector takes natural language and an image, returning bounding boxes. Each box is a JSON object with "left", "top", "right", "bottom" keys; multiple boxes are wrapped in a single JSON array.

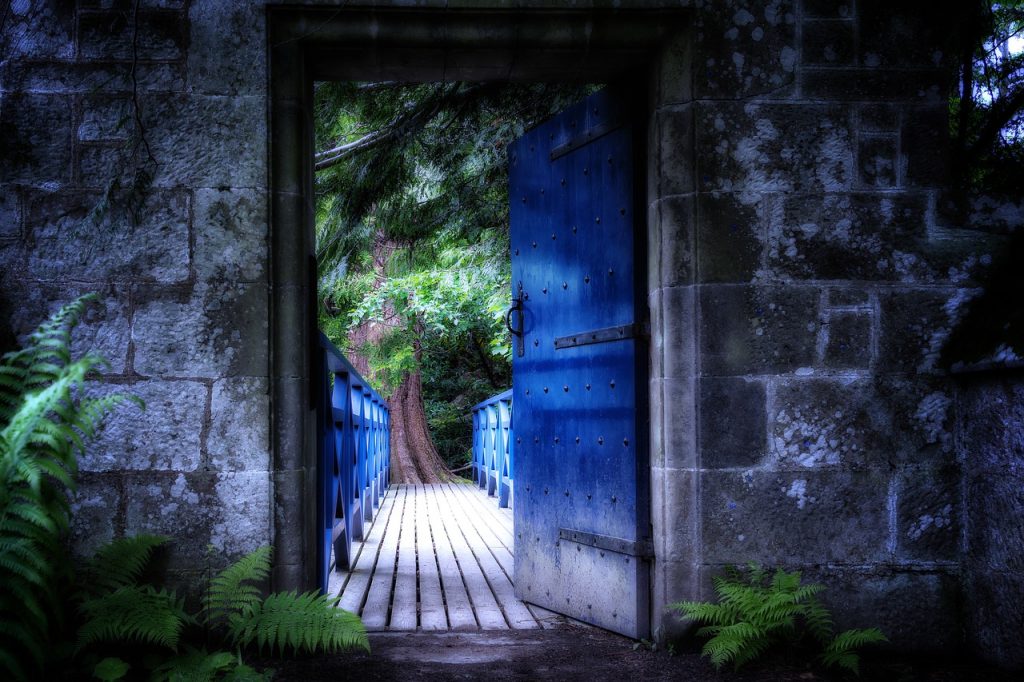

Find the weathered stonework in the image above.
[{"left": 1, "top": 0, "right": 1021, "bottom": 669}]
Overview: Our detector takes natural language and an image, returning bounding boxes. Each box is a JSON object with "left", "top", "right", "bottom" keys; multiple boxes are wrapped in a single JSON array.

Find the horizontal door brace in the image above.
[
  {"left": 550, "top": 119, "right": 624, "bottom": 160},
  {"left": 559, "top": 528, "right": 654, "bottom": 558},
  {"left": 553, "top": 322, "right": 648, "bottom": 350}
]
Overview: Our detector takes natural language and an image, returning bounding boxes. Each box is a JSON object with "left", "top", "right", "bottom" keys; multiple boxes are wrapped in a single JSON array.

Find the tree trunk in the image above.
[{"left": 344, "top": 232, "right": 450, "bottom": 485}]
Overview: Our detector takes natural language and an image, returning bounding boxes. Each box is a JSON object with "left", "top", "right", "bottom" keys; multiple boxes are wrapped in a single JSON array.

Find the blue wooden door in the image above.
[{"left": 509, "top": 88, "right": 650, "bottom": 638}]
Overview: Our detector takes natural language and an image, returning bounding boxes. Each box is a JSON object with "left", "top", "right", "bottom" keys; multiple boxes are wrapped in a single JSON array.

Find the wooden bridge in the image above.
[{"left": 327, "top": 483, "right": 563, "bottom": 631}]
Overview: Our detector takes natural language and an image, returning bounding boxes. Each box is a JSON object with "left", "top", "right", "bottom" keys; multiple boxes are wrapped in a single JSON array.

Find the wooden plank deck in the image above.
[{"left": 331, "top": 483, "right": 567, "bottom": 632}]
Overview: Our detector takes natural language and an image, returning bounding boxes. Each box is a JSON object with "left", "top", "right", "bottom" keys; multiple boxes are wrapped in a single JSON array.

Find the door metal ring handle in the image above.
[{"left": 505, "top": 300, "right": 523, "bottom": 337}]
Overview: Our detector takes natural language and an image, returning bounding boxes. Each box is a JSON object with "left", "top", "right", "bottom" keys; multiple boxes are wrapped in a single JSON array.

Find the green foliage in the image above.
[
  {"left": 75, "top": 539, "right": 368, "bottom": 680},
  {"left": 78, "top": 585, "right": 192, "bottom": 651},
  {"left": 229, "top": 590, "right": 370, "bottom": 656},
  {"left": 205, "top": 545, "right": 272, "bottom": 624},
  {"left": 669, "top": 564, "right": 887, "bottom": 674},
  {"left": 0, "top": 295, "right": 140, "bottom": 682},
  {"left": 315, "top": 82, "right": 590, "bottom": 465},
  {"left": 92, "top": 656, "right": 131, "bottom": 681}
]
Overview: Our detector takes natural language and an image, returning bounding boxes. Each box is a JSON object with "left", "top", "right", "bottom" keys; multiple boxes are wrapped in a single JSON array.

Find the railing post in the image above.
[
  {"left": 316, "top": 332, "right": 391, "bottom": 593},
  {"left": 470, "top": 389, "right": 514, "bottom": 511}
]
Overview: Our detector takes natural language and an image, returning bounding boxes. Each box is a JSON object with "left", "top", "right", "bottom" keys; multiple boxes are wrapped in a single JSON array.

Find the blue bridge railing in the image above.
[
  {"left": 316, "top": 332, "right": 391, "bottom": 594},
  {"left": 471, "top": 389, "right": 513, "bottom": 508}
]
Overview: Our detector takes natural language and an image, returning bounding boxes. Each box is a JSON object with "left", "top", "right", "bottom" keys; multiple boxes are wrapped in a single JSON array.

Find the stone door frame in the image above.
[{"left": 266, "top": 5, "right": 695, "bottom": 635}]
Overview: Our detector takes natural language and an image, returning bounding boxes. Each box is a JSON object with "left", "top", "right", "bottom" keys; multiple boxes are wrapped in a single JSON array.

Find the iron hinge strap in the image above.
[
  {"left": 553, "top": 322, "right": 649, "bottom": 350},
  {"left": 559, "top": 528, "right": 654, "bottom": 558},
  {"left": 550, "top": 119, "right": 624, "bottom": 160}
]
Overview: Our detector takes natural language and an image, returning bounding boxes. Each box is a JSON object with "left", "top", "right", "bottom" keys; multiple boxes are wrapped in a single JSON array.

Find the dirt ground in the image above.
[{"left": 267, "top": 626, "right": 1019, "bottom": 681}]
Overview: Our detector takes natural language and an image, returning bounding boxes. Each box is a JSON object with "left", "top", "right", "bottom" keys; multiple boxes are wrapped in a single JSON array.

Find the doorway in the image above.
[{"left": 267, "top": 5, "right": 693, "bottom": 640}]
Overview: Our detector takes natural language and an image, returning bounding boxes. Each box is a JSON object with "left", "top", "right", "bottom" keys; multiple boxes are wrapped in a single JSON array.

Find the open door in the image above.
[{"left": 509, "top": 87, "right": 650, "bottom": 638}]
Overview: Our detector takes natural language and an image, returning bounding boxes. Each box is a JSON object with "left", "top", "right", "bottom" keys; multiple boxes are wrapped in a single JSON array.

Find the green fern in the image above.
[
  {"left": 0, "top": 295, "right": 140, "bottom": 681},
  {"left": 204, "top": 545, "right": 272, "bottom": 624},
  {"left": 229, "top": 590, "right": 370, "bottom": 656},
  {"left": 669, "top": 564, "right": 886, "bottom": 673},
  {"left": 150, "top": 647, "right": 238, "bottom": 682},
  {"left": 821, "top": 627, "right": 888, "bottom": 674},
  {"left": 77, "top": 585, "right": 193, "bottom": 651},
  {"left": 80, "top": 534, "right": 170, "bottom": 597}
]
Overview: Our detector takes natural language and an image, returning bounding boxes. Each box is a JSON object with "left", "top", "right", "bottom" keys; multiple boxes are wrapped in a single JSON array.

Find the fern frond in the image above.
[
  {"left": 77, "top": 585, "right": 191, "bottom": 651},
  {"left": 802, "top": 597, "right": 834, "bottom": 646},
  {"left": 824, "top": 627, "right": 887, "bottom": 655},
  {"left": 82, "top": 534, "right": 170, "bottom": 595},
  {"left": 205, "top": 546, "right": 272, "bottom": 624},
  {"left": 229, "top": 591, "right": 369, "bottom": 656},
  {"left": 151, "top": 646, "right": 236, "bottom": 682}
]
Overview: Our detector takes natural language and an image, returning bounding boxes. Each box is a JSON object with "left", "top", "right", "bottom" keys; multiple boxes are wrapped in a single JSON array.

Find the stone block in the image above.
[
  {"left": 0, "top": 0, "right": 74, "bottom": 59},
  {"left": 856, "top": 4, "right": 946, "bottom": 70},
  {"left": 78, "top": 9, "right": 187, "bottom": 61},
  {"left": 694, "top": 0, "right": 797, "bottom": 100},
  {"left": 801, "top": 68, "right": 946, "bottom": 102},
  {"left": 208, "top": 377, "right": 271, "bottom": 471},
  {"left": 767, "top": 192, "right": 928, "bottom": 281},
  {"left": 2, "top": 282, "right": 132, "bottom": 370},
  {"left": 658, "top": 377, "right": 698, "bottom": 470},
  {"left": 801, "top": 0, "right": 853, "bottom": 18},
  {"left": 877, "top": 288, "right": 965, "bottom": 374},
  {"left": 25, "top": 189, "right": 190, "bottom": 284},
  {"left": 651, "top": 195, "right": 694, "bottom": 289},
  {"left": 702, "top": 469, "right": 890, "bottom": 564},
  {"left": 78, "top": 96, "right": 133, "bottom": 141},
  {"left": 650, "top": 285, "right": 697, "bottom": 381},
  {"left": 964, "top": 569, "right": 1024, "bottom": 669},
  {"left": 142, "top": 95, "right": 266, "bottom": 188},
  {"left": 69, "top": 474, "right": 120, "bottom": 559},
  {"left": 77, "top": 143, "right": 135, "bottom": 189},
  {"left": 696, "top": 192, "right": 763, "bottom": 283},
  {"left": 655, "top": 30, "right": 692, "bottom": 107},
  {"left": 124, "top": 472, "right": 214, "bottom": 570},
  {"left": 858, "top": 103, "right": 901, "bottom": 132},
  {"left": 959, "top": 379, "right": 1024, "bottom": 474},
  {"left": 801, "top": 19, "right": 855, "bottom": 66},
  {"left": 699, "top": 377, "right": 765, "bottom": 468},
  {"left": 0, "top": 189, "right": 21, "bottom": 239},
  {"left": 696, "top": 102, "right": 854, "bottom": 193},
  {"left": 193, "top": 188, "right": 268, "bottom": 284},
  {"left": 901, "top": 105, "right": 950, "bottom": 188},
  {"left": 132, "top": 283, "right": 269, "bottom": 378},
  {"left": 822, "top": 311, "right": 872, "bottom": 369},
  {"left": 124, "top": 470, "right": 270, "bottom": 568},
  {"left": 857, "top": 133, "right": 898, "bottom": 188},
  {"left": 827, "top": 287, "right": 870, "bottom": 307},
  {"left": 209, "top": 472, "right": 272, "bottom": 560},
  {"left": 875, "top": 376, "right": 956, "bottom": 465},
  {"left": 272, "top": 468, "right": 308, "bottom": 565},
  {"left": 806, "top": 568, "right": 962, "bottom": 652},
  {"left": 967, "top": 472, "right": 1024, "bottom": 573},
  {"left": 0, "top": 59, "right": 185, "bottom": 94},
  {"left": 896, "top": 465, "right": 959, "bottom": 562},
  {"left": 771, "top": 378, "right": 891, "bottom": 470},
  {"left": 83, "top": 379, "right": 205, "bottom": 472},
  {"left": 655, "top": 105, "right": 694, "bottom": 197},
  {"left": 188, "top": 1, "right": 266, "bottom": 96},
  {"left": 0, "top": 94, "right": 72, "bottom": 184},
  {"left": 699, "top": 284, "right": 819, "bottom": 376}
]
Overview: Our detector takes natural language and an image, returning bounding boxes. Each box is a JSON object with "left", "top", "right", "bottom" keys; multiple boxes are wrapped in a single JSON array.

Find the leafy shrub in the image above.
[
  {"left": 669, "top": 564, "right": 886, "bottom": 674},
  {"left": 76, "top": 536, "right": 369, "bottom": 680},
  {"left": 0, "top": 295, "right": 138, "bottom": 681}
]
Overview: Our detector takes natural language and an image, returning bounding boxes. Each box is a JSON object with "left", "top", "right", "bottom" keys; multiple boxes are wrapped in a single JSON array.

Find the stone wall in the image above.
[
  {"left": 0, "top": 0, "right": 271, "bottom": 592},
  {"left": 648, "top": 0, "right": 1008, "bottom": 655},
  {"left": 1, "top": 0, "right": 1021, "bottom": 668},
  {"left": 959, "top": 373, "right": 1024, "bottom": 668}
]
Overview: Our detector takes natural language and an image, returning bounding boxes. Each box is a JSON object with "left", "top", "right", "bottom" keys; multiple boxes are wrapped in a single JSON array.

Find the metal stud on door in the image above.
[{"left": 509, "top": 87, "right": 650, "bottom": 638}]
